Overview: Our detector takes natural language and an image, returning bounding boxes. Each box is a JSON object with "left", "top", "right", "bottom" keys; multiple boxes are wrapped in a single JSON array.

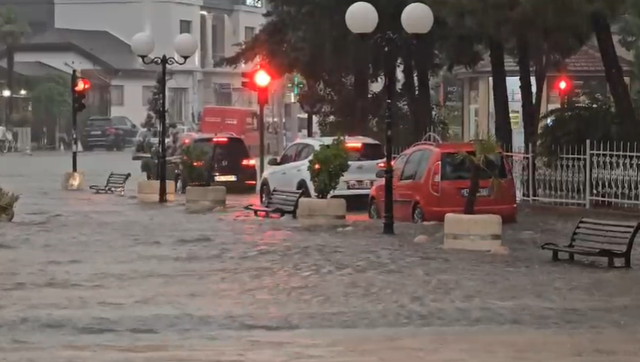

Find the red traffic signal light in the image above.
[
  {"left": 253, "top": 69, "right": 271, "bottom": 88},
  {"left": 558, "top": 80, "right": 567, "bottom": 90},
  {"left": 74, "top": 78, "right": 91, "bottom": 93},
  {"left": 555, "top": 76, "right": 571, "bottom": 92}
]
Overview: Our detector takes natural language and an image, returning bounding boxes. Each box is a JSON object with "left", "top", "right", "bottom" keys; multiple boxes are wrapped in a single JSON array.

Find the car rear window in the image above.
[
  {"left": 193, "top": 137, "right": 250, "bottom": 160},
  {"left": 441, "top": 152, "right": 508, "bottom": 180},
  {"left": 345, "top": 142, "right": 385, "bottom": 161},
  {"left": 87, "top": 118, "right": 111, "bottom": 127}
]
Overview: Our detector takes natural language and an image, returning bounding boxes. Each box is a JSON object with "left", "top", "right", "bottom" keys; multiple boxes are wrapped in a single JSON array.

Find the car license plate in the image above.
[
  {"left": 347, "top": 180, "right": 372, "bottom": 190},
  {"left": 461, "top": 188, "right": 490, "bottom": 197},
  {"left": 215, "top": 175, "right": 237, "bottom": 182},
  {"left": 91, "top": 131, "right": 101, "bottom": 135}
]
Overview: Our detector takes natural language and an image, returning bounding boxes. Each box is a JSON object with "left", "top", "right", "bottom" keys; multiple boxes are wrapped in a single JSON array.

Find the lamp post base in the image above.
[{"left": 62, "top": 171, "right": 84, "bottom": 191}]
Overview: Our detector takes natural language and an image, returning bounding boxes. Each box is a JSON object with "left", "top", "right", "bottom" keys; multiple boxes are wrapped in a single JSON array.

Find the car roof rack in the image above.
[{"left": 409, "top": 132, "right": 442, "bottom": 148}]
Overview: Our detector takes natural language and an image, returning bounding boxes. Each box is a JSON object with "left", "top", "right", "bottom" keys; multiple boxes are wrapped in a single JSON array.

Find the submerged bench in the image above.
[
  {"left": 541, "top": 217, "right": 640, "bottom": 268},
  {"left": 89, "top": 172, "right": 132, "bottom": 195},
  {"left": 244, "top": 188, "right": 303, "bottom": 218}
]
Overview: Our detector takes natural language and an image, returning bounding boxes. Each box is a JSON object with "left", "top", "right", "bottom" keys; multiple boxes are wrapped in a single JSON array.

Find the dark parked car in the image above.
[
  {"left": 81, "top": 116, "right": 138, "bottom": 151},
  {"left": 175, "top": 134, "right": 257, "bottom": 193}
]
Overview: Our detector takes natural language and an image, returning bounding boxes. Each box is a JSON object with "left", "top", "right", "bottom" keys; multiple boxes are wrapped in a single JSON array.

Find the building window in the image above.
[
  {"left": 244, "top": 26, "right": 255, "bottom": 41},
  {"left": 168, "top": 88, "right": 187, "bottom": 123},
  {"left": 212, "top": 23, "right": 219, "bottom": 60},
  {"left": 142, "top": 86, "right": 155, "bottom": 106},
  {"left": 214, "top": 83, "right": 233, "bottom": 106},
  {"left": 244, "top": 0, "right": 263, "bottom": 7},
  {"left": 110, "top": 85, "right": 124, "bottom": 106},
  {"left": 180, "top": 20, "right": 192, "bottom": 34}
]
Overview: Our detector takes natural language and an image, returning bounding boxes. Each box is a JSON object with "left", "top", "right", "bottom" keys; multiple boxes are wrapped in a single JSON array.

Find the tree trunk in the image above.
[
  {"left": 415, "top": 38, "right": 433, "bottom": 137},
  {"left": 464, "top": 162, "right": 481, "bottom": 214},
  {"left": 6, "top": 46, "right": 14, "bottom": 119},
  {"left": 533, "top": 54, "right": 547, "bottom": 122},
  {"left": 516, "top": 35, "right": 536, "bottom": 150},
  {"left": 401, "top": 46, "right": 419, "bottom": 144},
  {"left": 353, "top": 41, "right": 370, "bottom": 136},
  {"left": 591, "top": 11, "right": 637, "bottom": 125},
  {"left": 488, "top": 38, "right": 512, "bottom": 147}
]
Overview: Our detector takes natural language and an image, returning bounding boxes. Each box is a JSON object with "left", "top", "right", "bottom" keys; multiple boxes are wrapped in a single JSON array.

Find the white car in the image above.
[{"left": 259, "top": 136, "right": 385, "bottom": 203}]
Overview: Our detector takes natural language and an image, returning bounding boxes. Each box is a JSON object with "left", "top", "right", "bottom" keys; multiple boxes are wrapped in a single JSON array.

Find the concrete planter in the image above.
[
  {"left": 137, "top": 180, "right": 175, "bottom": 203},
  {"left": 443, "top": 213, "right": 502, "bottom": 251},
  {"left": 297, "top": 198, "right": 347, "bottom": 226},
  {"left": 62, "top": 172, "right": 85, "bottom": 191},
  {"left": 185, "top": 186, "right": 226, "bottom": 213}
]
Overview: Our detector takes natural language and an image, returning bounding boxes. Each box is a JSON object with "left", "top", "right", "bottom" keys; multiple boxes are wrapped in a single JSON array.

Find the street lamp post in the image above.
[
  {"left": 345, "top": 1, "right": 434, "bottom": 235},
  {"left": 131, "top": 32, "right": 198, "bottom": 203},
  {"left": 2, "top": 90, "right": 10, "bottom": 127}
]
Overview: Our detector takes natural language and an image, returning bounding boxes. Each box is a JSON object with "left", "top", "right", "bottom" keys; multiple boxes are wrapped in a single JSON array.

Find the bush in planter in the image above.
[
  {"left": 455, "top": 135, "right": 502, "bottom": 215},
  {"left": 307, "top": 137, "right": 350, "bottom": 199},
  {"left": 180, "top": 144, "right": 209, "bottom": 188},
  {"left": 0, "top": 186, "right": 19, "bottom": 221}
]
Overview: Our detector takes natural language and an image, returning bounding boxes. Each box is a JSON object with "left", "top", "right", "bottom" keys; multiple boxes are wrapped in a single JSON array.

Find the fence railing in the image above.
[{"left": 504, "top": 140, "right": 640, "bottom": 210}]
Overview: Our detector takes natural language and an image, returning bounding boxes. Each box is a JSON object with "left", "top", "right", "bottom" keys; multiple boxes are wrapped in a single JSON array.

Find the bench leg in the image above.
[
  {"left": 608, "top": 257, "right": 615, "bottom": 268},
  {"left": 552, "top": 251, "right": 559, "bottom": 261},
  {"left": 568, "top": 253, "right": 575, "bottom": 262},
  {"left": 625, "top": 256, "right": 631, "bottom": 268}
]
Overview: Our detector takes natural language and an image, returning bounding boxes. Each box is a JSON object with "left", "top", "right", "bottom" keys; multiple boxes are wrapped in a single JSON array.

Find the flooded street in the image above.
[{"left": 1, "top": 151, "right": 640, "bottom": 361}]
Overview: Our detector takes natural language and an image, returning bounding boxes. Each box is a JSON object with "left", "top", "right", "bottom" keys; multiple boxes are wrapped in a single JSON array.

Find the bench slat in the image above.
[
  {"left": 573, "top": 234, "right": 630, "bottom": 245},
  {"left": 580, "top": 218, "right": 639, "bottom": 228},
  {"left": 574, "top": 228, "right": 633, "bottom": 239},
  {"left": 577, "top": 223, "right": 636, "bottom": 234}
]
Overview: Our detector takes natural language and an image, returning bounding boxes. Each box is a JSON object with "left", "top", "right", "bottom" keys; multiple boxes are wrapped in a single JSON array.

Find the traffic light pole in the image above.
[
  {"left": 258, "top": 93, "right": 266, "bottom": 179},
  {"left": 71, "top": 70, "right": 78, "bottom": 173}
]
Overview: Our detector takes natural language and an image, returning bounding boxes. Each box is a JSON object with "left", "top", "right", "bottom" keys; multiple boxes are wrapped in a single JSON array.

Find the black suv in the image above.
[
  {"left": 82, "top": 116, "right": 138, "bottom": 151},
  {"left": 176, "top": 134, "right": 257, "bottom": 193}
]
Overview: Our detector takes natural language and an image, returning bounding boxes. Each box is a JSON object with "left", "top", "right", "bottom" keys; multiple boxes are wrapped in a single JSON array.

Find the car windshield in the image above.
[
  {"left": 441, "top": 152, "right": 508, "bottom": 180},
  {"left": 87, "top": 119, "right": 111, "bottom": 128},
  {"left": 192, "top": 137, "right": 250, "bottom": 160},
  {"left": 345, "top": 142, "right": 385, "bottom": 161}
]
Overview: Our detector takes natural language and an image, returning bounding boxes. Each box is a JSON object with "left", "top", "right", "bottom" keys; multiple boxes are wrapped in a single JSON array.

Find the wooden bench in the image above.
[
  {"left": 89, "top": 172, "right": 132, "bottom": 195},
  {"left": 244, "top": 188, "right": 303, "bottom": 218},
  {"left": 541, "top": 218, "right": 640, "bottom": 268}
]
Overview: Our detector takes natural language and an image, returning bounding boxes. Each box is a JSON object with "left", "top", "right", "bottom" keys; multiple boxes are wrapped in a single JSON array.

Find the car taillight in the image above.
[
  {"left": 430, "top": 162, "right": 441, "bottom": 196},
  {"left": 106, "top": 128, "right": 117, "bottom": 135},
  {"left": 314, "top": 164, "right": 320, "bottom": 170},
  {"left": 345, "top": 142, "right": 362, "bottom": 149},
  {"left": 212, "top": 137, "right": 228, "bottom": 143},
  {"left": 377, "top": 162, "right": 385, "bottom": 169},
  {"left": 241, "top": 158, "right": 256, "bottom": 167},
  {"left": 193, "top": 161, "right": 204, "bottom": 167},
  {"left": 182, "top": 138, "right": 190, "bottom": 145}
]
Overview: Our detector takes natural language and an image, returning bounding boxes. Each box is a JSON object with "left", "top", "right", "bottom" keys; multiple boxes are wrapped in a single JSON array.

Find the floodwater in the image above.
[{"left": 1, "top": 151, "right": 640, "bottom": 361}]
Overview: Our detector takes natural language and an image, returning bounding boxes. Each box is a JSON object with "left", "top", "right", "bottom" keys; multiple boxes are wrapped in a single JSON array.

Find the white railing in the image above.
[{"left": 505, "top": 140, "right": 640, "bottom": 210}]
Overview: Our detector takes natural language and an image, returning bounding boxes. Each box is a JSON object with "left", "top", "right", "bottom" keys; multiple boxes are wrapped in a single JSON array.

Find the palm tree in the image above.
[
  {"left": 456, "top": 134, "right": 502, "bottom": 215},
  {"left": 0, "top": 7, "right": 29, "bottom": 120}
]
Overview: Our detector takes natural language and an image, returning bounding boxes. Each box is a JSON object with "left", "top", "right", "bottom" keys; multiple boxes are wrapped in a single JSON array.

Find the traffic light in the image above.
[
  {"left": 72, "top": 74, "right": 91, "bottom": 113},
  {"left": 241, "top": 66, "right": 272, "bottom": 105},
  {"left": 555, "top": 76, "right": 571, "bottom": 107},
  {"left": 288, "top": 74, "right": 305, "bottom": 96}
]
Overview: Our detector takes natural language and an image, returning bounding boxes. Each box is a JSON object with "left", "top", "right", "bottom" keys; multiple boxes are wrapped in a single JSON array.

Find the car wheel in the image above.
[
  {"left": 368, "top": 198, "right": 379, "bottom": 219},
  {"left": 297, "top": 182, "right": 311, "bottom": 198},
  {"left": 260, "top": 181, "right": 270, "bottom": 205},
  {"left": 412, "top": 203, "right": 424, "bottom": 224}
]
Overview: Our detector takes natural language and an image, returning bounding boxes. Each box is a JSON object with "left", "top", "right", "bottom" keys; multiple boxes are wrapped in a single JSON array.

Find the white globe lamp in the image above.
[
  {"left": 401, "top": 3, "right": 434, "bottom": 34},
  {"left": 174, "top": 33, "right": 198, "bottom": 59},
  {"left": 345, "top": 2, "right": 379, "bottom": 34},
  {"left": 131, "top": 32, "right": 155, "bottom": 57}
]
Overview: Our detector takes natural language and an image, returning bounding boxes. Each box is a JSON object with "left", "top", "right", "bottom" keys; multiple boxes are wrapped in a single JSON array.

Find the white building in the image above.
[{"left": 0, "top": 0, "right": 268, "bottom": 125}]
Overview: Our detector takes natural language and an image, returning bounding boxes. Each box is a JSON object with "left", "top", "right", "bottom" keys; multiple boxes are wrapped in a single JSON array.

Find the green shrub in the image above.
[
  {"left": 0, "top": 186, "right": 19, "bottom": 210},
  {"left": 180, "top": 144, "right": 208, "bottom": 186},
  {"left": 307, "top": 137, "right": 350, "bottom": 199}
]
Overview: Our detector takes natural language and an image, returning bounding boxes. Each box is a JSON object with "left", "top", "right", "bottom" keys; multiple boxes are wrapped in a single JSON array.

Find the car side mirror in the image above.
[
  {"left": 375, "top": 170, "right": 385, "bottom": 178},
  {"left": 267, "top": 157, "right": 279, "bottom": 166}
]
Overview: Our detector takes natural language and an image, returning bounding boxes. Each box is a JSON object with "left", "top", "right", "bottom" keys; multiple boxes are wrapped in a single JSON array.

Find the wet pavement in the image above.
[{"left": 1, "top": 151, "right": 640, "bottom": 361}]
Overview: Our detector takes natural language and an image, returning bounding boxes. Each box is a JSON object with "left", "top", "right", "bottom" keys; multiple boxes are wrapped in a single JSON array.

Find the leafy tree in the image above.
[
  {"left": 619, "top": 0, "right": 640, "bottom": 108},
  {"left": 0, "top": 185, "right": 18, "bottom": 221},
  {"left": 0, "top": 7, "right": 29, "bottom": 118},
  {"left": 307, "top": 137, "right": 350, "bottom": 199},
  {"left": 31, "top": 74, "right": 71, "bottom": 134},
  {"left": 144, "top": 72, "right": 163, "bottom": 129}
]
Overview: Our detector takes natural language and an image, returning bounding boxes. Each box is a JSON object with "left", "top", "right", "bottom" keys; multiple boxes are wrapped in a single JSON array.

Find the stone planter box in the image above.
[
  {"left": 297, "top": 198, "right": 347, "bottom": 226},
  {"left": 62, "top": 171, "right": 84, "bottom": 191},
  {"left": 137, "top": 180, "right": 175, "bottom": 202},
  {"left": 185, "top": 186, "right": 226, "bottom": 213},
  {"left": 443, "top": 213, "right": 502, "bottom": 251}
]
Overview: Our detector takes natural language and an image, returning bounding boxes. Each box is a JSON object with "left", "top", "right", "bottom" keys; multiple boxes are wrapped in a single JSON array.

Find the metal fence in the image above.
[{"left": 504, "top": 140, "right": 640, "bottom": 210}]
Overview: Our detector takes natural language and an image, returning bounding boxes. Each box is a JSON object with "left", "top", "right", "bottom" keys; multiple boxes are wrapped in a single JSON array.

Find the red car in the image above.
[{"left": 368, "top": 142, "right": 517, "bottom": 223}]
